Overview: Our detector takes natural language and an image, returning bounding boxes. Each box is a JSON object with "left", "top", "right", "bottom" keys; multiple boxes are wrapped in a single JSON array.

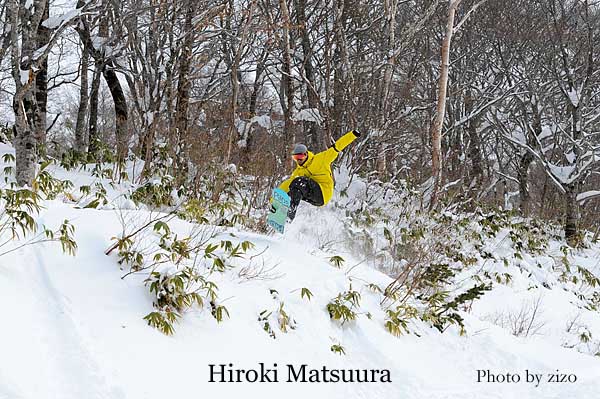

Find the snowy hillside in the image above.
[{"left": 1, "top": 143, "right": 600, "bottom": 399}]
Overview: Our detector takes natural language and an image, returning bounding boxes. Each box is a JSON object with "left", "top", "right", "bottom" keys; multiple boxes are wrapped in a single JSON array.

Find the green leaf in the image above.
[
  {"left": 84, "top": 199, "right": 100, "bottom": 209},
  {"left": 330, "top": 344, "right": 346, "bottom": 355},
  {"left": 383, "top": 227, "right": 393, "bottom": 243},
  {"left": 2, "top": 153, "right": 16, "bottom": 163},
  {"left": 212, "top": 305, "right": 230, "bottom": 323},
  {"left": 301, "top": 287, "right": 313, "bottom": 301},
  {"left": 153, "top": 221, "right": 171, "bottom": 235},
  {"left": 329, "top": 255, "right": 345, "bottom": 268}
]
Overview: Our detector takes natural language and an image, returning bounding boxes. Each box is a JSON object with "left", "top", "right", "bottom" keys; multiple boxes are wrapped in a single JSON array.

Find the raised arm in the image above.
[{"left": 322, "top": 130, "right": 361, "bottom": 163}]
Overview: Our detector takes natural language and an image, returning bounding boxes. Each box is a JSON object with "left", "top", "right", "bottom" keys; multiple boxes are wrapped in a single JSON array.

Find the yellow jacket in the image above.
[{"left": 279, "top": 131, "right": 359, "bottom": 205}]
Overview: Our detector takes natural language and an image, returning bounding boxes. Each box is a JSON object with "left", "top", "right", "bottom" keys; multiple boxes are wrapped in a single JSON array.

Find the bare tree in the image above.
[
  {"left": 9, "top": 0, "right": 85, "bottom": 185},
  {"left": 501, "top": 0, "right": 600, "bottom": 244},
  {"left": 225, "top": 0, "right": 258, "bottom": 164},
  {"left": 279, "top": 0, "right": 296, "bottom": 145},
  {"left": 74, "top": 19, "right": 90, "bottom": 153},
  {"left": 75, "top": 0, "right": 129, "bottom": 163},
  {"left": 430, "top": 0, "right": 487, "bottom": 208},
  {"left": 295, "top": 0, "right": 323, "bottom": 149}
]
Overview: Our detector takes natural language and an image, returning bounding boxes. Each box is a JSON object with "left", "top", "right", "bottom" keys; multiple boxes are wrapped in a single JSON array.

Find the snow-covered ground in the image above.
[{"left": 1, "top": 143, "right": 600, "bottom": 399}]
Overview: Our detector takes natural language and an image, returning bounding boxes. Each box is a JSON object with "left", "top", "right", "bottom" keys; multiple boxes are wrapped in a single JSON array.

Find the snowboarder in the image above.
[{"left": 276, "top": 130, "right": 361, "bottom": 221}]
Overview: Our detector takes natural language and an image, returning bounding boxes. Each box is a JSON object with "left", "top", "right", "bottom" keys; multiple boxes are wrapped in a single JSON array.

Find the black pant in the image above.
[{"left": 288, "top": 176, "right": 324, "bottom": 219}]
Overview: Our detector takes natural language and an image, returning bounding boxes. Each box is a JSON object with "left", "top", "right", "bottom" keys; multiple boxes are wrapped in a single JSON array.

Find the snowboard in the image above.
[{"left": 267, "top": 188, "right": 290, "bottom": 234}]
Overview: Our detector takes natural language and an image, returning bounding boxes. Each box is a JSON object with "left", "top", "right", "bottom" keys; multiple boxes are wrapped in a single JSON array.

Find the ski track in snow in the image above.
[
  {"left": 4, "top": 242, "right": 125, "bottom": 399},
  {"left": 0, "top": 369, "right": 25, "bottom": 399}
]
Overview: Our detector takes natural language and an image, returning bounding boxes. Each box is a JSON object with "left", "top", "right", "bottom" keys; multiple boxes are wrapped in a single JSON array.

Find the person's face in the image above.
[{"left": 292, "top": 152, "right": 308, "bottom": 165}]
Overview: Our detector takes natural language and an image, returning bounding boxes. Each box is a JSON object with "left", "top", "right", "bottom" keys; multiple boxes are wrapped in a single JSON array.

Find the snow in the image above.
[
  {"left": 251, "top": 114, "right": 272, "bottom": 129},
  {"left": 567, "top": 88, "right": 580, "bottom": 108},
  {"left": 235, "top": 117, "right": 248, "bottom": 135},
  {"left": 143, "top": 111, "right": 154, "bottom": 126},
  {"left": 293, "top": 108, "right": 323, "bottom": 125},
  {"left": 91, "top": 36, "right": 106, "bottom": 51},
  {"left": 226, "top": 163, "right": 237, "bottom": 174},
  {"left": 19, "top": 69, "right": 30, "bottom": 85},
  {"left": 236, "top": 115, "right": 273, "bottom": 147},
  {"left": 370, "top": 129, "right": 385, "bottom": 138},
  {"left": 547, "top": 163, "right": 576, "bottom": 184},
  {"left": 41, "top": 9, "right": 82, "bottom": 30},
  {"left": 538, "top": 126, "right": 553, "bottom": 141},
  {"left": 1, "top": 143, "right": 600, "bottom": 399}
]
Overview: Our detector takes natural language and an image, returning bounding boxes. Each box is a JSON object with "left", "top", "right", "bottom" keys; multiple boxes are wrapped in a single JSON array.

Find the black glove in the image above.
[{"left": 352, "top": 129, "right": 361, "bottom": 138}]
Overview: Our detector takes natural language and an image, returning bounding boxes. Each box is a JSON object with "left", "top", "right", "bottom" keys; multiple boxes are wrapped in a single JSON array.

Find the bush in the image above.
[
  {"left": 108, "top": 213, "right": 254, "bottom": 335},
  {"left": 0, "top": 158, "right": 77, "bottom": 258},
  {"left": 327, "top": 287, "right": 361, "bottom": 325}
]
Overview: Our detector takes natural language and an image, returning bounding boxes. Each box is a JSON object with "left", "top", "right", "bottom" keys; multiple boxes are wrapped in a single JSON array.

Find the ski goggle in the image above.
[{"left": 292, "top": 153, "right": 307, "bottom": 161}]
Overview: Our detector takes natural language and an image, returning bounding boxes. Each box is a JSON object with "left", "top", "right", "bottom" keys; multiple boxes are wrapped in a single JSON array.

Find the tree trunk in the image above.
[
  {"left": 517, "top": 99, "right": 540, "bottom": 216},
  {"left": 88, "top": 61, "right": 102, "bottom": 157},
  {"left": 248, "top": 51, "right": 266, "bottom": 119},
  {"left": 297, "top": 0, "right": 320, "bottom": 149},
  {"left": 10, "top": 0, "right": 48, "bottom": 186},
  {"left": 517, "top": 151, "right": 533, "bottom": 216},
  {"left": 279, "top": 0, "right": 296, "bottom": 146},
  {"left": 225, "top": 0, "right": 256, "bottom": 164},
  {"left": 332, "top": 0, "right": 349, "bottom": 144},
  {"left": 75, "top": 39, "right": 90, "bottom": 152},
  {"left": 465, "top": 89, "right": 483, "bottom": 187},
  {"left": 430, "top": 0, "right": 461, "bottom": 209},
  {"left": 377, "top": 0, "right": 398, "bottom": 177},
  {"left": 14, "top": 100, "right": 38, "bottom": 187},
  {"left": 226, "top": 39, "right": 240, "bottom": 164},
  {"left": 94, "top": 0, "right": 128, "bottom": 163},
  {"left": 240, "top": 48, "right": 267, "bottom": 167},
  {"left": 34, "top": 3, "right": 50, "bottom": 152},
  {"left": 562, "top": 94, "right": 583, "bottom": 244},
  {"left": 103, "top": 66, "right": 129, "bottom": 162},
  {"left": 565, "top": 183, "right": 579, "bottom": 246},
  {"left": 174, "top": 0, "right": 194, "bottom": 177}
]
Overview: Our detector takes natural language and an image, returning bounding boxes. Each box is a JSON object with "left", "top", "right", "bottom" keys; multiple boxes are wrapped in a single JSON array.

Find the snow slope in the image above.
[{"left": 1, "top": 145, "right": 600, "bottom": 399}]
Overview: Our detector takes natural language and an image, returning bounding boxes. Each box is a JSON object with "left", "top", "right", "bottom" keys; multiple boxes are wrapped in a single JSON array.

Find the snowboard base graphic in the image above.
[{"left": 267, "top": 188, "right": 290, "bottom": 234}]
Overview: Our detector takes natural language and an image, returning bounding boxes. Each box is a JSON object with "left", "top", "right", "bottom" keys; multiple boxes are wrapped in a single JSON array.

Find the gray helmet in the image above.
[{"left": 292, "top": 143, "right": 308, "bottom": 155}]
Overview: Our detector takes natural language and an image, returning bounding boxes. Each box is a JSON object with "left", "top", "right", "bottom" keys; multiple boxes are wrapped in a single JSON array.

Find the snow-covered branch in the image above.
[
  {"left": 453, "top": 0, "right": 489, "bottom": 34},
  {"left": 577, "top": 190, "right": 600, "bottom": 204}
]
